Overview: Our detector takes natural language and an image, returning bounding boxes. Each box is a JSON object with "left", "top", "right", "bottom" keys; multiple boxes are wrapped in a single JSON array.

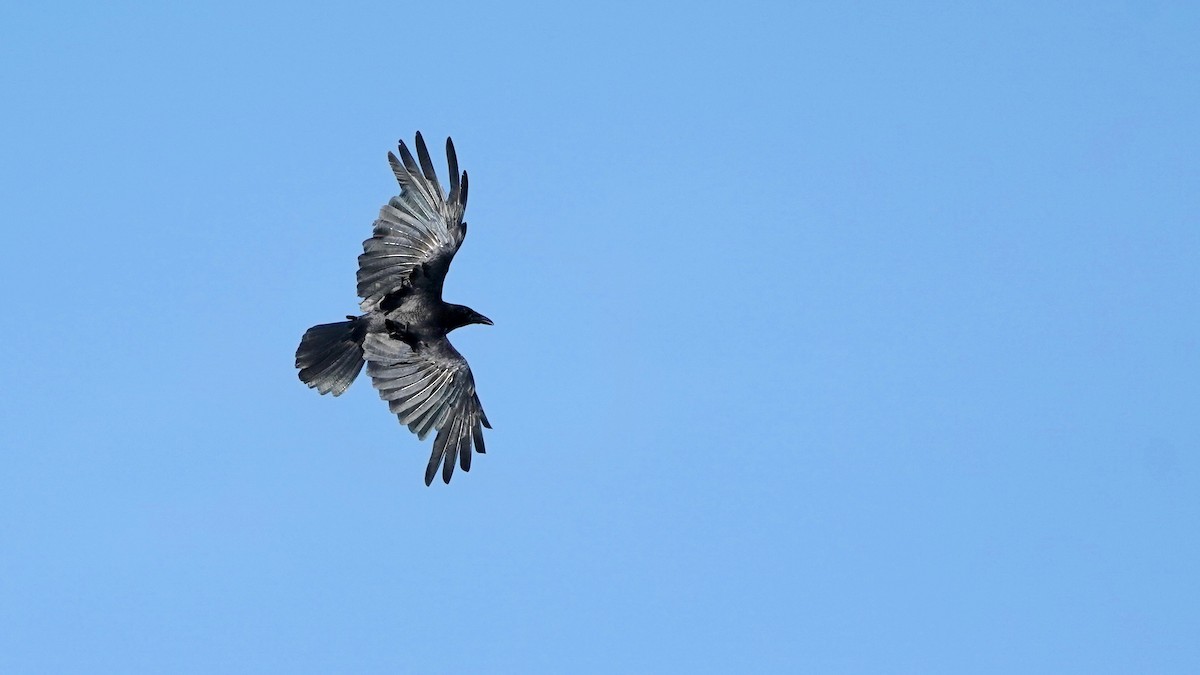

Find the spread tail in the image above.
[{"left": 295, "top": 317, "right": 367, "bottom": 396}]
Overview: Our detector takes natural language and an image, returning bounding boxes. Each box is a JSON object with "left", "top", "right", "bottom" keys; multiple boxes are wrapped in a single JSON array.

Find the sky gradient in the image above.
[{"left": 2, "top": 2, "right": 1198, "bottom": 672}]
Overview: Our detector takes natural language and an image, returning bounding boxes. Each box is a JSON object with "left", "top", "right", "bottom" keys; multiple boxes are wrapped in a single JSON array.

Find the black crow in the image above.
[{"left": 295, "top": 132, "right": 493, "bottom": 485}]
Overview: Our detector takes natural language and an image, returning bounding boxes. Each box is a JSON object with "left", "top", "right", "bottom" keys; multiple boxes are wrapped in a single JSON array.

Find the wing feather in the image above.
[
  {"left": 359, "top": 133, "right": 469, "bottom": 310},
  {"left": 442, "top": 414, "right": 462, "bottom": 484},
  {"left": 472, "top": 417, "right": 486, "bottom": 455},
  {"left": 396, "top": 370, "right": 455, "bottom": 421},
  {"left": 366, "top": 334, "right": 489, "bottom": 485},
  {"left": 414, "top": 131, "right": 442, "bottom": 197},
  {"left": 395, "top": 141, "right": 440, "bottom": 215},
  {"left": 446, "top": 137, "right": 461, "bottom": 208},
  {"left": 426, "top": 427, "right": 447, "bottom": 486},
  {"left": 457, "top": 407, "right": 473, "bottom": 472}
]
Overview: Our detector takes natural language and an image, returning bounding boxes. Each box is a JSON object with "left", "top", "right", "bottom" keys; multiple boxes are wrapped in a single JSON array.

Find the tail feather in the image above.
[{"left": 296, "top": 318, "right": 366, "bottom": 396}]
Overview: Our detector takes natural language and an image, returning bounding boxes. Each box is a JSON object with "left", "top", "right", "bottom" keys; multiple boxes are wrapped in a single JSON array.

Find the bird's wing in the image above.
[
  {"left": 357, "top": 132, "right": 469, "bottom": 311},
  {"left": 363, "top": 332, "right": 491, "bottom": 485}
]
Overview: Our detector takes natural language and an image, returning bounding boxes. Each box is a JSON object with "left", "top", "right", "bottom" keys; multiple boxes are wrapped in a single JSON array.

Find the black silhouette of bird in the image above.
[{"left": 296, "top": 132, "right": 492, "bottom": 485}]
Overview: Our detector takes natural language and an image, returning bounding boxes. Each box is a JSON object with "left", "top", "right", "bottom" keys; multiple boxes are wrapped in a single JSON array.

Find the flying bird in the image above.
[{"left": 295, "top": 132, "right": 492, "bottom": 485}]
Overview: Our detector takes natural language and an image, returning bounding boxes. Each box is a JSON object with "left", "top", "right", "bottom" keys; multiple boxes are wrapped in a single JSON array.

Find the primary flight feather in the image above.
[{"left": 295, "top": 132, "right": 492, "bottom": 485}]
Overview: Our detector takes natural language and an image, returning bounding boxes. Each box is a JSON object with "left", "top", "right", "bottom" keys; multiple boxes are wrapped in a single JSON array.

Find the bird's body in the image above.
[{"left": 295, "top": 133, "right": 492, "bottom": 485}]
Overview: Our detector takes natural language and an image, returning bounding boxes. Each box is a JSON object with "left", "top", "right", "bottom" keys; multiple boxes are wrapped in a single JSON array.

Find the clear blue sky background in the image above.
[{"left": 1, "top": 2, "right": 1197, "bottom": 673}]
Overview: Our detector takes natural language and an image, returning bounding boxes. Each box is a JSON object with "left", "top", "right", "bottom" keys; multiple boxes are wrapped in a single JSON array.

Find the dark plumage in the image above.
[{"left": 296, "top": 133, "right": 492, "bottom": 485}]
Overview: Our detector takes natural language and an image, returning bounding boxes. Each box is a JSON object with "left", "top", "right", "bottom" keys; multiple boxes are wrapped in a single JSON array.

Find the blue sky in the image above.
[{"left": 1, "top": 2, "right": 1197, "bottom": 672}]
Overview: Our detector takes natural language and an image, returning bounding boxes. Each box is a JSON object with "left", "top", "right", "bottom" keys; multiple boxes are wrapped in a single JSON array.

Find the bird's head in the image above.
[
  {"left": 448, "top": 304, "right": 493, "bottom": 330},
  {"left": 469, "top": 310, "right": 494, "bottom": 327}
]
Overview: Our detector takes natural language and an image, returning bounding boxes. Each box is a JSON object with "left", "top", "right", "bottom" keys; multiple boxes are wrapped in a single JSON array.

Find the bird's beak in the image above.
[{"left": 478, "top": 315, "right": 494, "bottom": 326}]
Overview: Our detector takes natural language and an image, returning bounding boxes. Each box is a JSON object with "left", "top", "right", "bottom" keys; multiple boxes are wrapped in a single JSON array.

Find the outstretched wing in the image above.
[
  {"left": 357, "top": 132, "right": 469, "bottom": 311},
  {"left": 363, "top": 332, "right": 491, "bottom": 485}
]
